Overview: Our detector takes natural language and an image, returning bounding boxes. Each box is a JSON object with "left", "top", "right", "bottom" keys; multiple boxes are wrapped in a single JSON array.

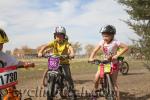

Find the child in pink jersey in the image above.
[{"left": 89, "top": 25, "right": 128, "bottom": 100}]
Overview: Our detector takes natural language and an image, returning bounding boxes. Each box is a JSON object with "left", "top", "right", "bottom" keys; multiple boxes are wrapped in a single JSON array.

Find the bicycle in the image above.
[
  {"left": 118, "top": 57, "right": 129, "bottom": 75},
  {"left": 0, "top": 60, "right": 33, "bottom": 100},
  {"left": 42, "top": 54, "right": 75, "bottom": 100},
  {"left": 88, "top": 59, "right": 116, "bottom": 100}
]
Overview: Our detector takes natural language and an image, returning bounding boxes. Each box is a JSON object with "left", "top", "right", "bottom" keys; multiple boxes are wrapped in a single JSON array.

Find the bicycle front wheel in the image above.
[
  {"left": 47, "top": 74, "right": 55, "bottom": 100},
  {"left": 105, "top": 74, "right": 116, "bottom": 100}
]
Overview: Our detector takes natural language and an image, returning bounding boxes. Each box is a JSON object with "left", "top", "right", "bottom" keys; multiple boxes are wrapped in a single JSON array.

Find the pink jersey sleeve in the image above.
[{"left": 115, "top": 40, "right": 121, "bottom": 47}]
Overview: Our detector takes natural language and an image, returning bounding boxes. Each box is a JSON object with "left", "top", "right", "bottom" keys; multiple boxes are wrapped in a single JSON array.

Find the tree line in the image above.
[
  {"left": 12, "top": 42, "right": 96, "bottom": 57},
  {"left": 10, "top": 42, "right": 143, "bottom": 60},
  {"left": 117, "top": 0, "right": 150, "bottom": 60}
]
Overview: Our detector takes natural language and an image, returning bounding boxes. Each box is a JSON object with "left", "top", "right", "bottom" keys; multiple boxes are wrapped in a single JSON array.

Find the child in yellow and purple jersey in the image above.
[{"left": 38, "top": 26, "right": 76, "bottom": 99}]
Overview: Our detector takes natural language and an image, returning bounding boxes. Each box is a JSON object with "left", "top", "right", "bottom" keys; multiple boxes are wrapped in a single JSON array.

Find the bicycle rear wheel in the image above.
[{"left": 120, "top": 61, "right": 129, "bottom": 75}]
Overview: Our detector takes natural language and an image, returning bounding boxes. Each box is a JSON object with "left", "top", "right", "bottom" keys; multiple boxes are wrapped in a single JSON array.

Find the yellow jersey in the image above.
[{"left": 48, "top": 40, "right": 71, "bottom": 64}]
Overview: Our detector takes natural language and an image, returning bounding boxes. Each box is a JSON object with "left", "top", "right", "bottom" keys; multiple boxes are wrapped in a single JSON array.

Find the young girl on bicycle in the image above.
[
  {"left": 89, "top": 25, "right": 128, "bottom": 100},
  {"left": 0, "top": 28, "right": 34, "bottom": 100},
  {"left": 38, "top": 26, "right": 76, "bottom": 99}
]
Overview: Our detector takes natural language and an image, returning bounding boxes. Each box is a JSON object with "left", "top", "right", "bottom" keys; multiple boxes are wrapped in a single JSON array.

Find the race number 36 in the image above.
[{"left": 0, "top": 66, "right": 18, "bottom": 89}]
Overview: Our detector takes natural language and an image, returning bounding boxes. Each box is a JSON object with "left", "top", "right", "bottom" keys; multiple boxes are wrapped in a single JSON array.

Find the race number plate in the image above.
[
  {"left": 104, "top": 64, "right": 111, "bottom": 73},
  {"left": 0, "top": 66, "right": 18, "bottom": 89},
  {"left": 48, "top": 57, "right": 60, "bottom": 70}
]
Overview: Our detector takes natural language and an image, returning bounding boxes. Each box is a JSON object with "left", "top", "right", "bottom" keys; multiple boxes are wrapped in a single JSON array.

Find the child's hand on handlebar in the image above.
[
  {"left": 88, "top": 58, "right": 95, "bottom": 62},
  {"left": 107, "top": 55, "right": 112, "bottom": 61},
  {"left": 38, "top": 52, "right": 43, "bottom": 57},
  {"left": 112, "top": 54, "right": 119, "bottom": 60},
  {"left": 69, "top": 54, "right": 75, "bottom": 59},
  {"left": 24, "top": 62, "right": 35, "bottom": 69}
]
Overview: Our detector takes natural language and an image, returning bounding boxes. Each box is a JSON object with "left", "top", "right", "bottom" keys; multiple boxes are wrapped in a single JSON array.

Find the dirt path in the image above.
[{"left": 16, "top": 62, "right": 150, "bottom": 100}]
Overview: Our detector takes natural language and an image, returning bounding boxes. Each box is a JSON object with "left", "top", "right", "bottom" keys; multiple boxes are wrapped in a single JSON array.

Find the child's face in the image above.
[
  {"left": 55, "top": 34, "right": 64, "bottom": 41},
  {"left": 0, "top": 43, "right": 3, "bottom": 51},
  {"left": 102, "top": 33, "right": 114, "bottom": 43}
]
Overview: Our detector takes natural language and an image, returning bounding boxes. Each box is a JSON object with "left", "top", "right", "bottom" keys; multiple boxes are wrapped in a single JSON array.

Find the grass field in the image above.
[{"left": 18, "top": 58, "right": 149, "bottom": 74}]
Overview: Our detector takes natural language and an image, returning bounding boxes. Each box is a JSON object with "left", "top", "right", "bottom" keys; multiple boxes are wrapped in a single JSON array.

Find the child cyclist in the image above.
[
  {"left": 0, "top": 28, "right": 34, "bottom": 68},
  {"left": 0, "top": 28, "right": 34, "bottom": 100},
  {"left": 38, "top": 26, "right": 76, "bottom": 99},
  {"left": 89, "top": 25, "right": 128, "bottom": 100}
]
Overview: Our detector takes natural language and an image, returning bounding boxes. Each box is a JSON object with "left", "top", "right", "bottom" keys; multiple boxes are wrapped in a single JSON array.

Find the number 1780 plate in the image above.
[{"left": 0, "top": 66, "right": 18, "bottom": 89}]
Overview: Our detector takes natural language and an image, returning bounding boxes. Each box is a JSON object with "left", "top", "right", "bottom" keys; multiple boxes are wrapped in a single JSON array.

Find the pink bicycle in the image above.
[{"left": 89, "top": 59, "right": 116, "bottom": 100}]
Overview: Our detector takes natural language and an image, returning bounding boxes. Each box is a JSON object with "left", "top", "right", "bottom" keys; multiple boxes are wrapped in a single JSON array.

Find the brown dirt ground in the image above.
[{"left": 16, "top": 61, "right": 150, "bottom": 100}]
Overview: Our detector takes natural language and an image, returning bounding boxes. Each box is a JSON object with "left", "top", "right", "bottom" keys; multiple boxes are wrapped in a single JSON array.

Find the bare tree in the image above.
[
  {"left": 84, "top": 44, "right": 95, "bottom": 57},
  {"left": 71, "top": 42, "right": 82, "bottom": 55}
]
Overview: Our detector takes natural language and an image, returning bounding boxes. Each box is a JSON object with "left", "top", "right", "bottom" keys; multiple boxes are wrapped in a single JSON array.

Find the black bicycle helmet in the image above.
[{"left": 100, "top": 25, "right": 116, "bottom": 34}]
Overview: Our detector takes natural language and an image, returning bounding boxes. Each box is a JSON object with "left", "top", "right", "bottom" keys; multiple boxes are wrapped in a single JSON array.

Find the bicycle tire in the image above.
[
  {"left": 47, "top": 74, "right": 55, "bottom": 100},
  {"left": 102, "top": 74, "right": 110, "bottom": 98},
  {"left": 62, "top": 80, "right": 69, "bottom": 98},
  {"left": 105, "top": 74, "right": 115, "bottom": 100},
  {"left": 120, "top": 61, "right": 129, "bottom": 75}
]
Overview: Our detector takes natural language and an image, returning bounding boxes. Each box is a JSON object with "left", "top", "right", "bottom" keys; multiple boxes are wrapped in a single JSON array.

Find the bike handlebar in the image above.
[
  {"left": 42, "top": 54, "right": 73, "bottom": 59},
  {"left": 88, "top": 59, "right": 110, "bottom": 65}
]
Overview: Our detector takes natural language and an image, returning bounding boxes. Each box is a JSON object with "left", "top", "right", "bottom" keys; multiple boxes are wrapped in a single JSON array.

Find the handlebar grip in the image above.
[
  {"left": 88, "top": 59, "right": 110, "bottom": 65},
  {"left": 88, "top": 60, "right": 99, "bottom": 65},
  {"left": 88, "top": 61, "right": 91, "bottom": 63},
  {"left": 101, "top": 60, "right": 110, "bottom": 64},
  {"left": 88, "top": 60, "right": 95, "bottom": 63}
]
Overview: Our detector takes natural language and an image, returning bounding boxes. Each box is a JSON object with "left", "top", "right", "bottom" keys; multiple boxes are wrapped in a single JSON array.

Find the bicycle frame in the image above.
[
  {"left": 89, "top": 60, "right": 116, "bottom": 100},
  {"left": 0, "top": 60, "right": 33, "bottom": 100},
  {"left": 45, "top": 55, "right": 69, "bottom": 99},
  {"left": 100, "top": 64, "right": 116, "bottom": 100}
]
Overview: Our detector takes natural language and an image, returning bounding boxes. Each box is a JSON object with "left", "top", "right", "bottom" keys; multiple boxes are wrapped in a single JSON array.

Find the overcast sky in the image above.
[{"left": 0, "top": 0, "right": 139, "bottom": 51}]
